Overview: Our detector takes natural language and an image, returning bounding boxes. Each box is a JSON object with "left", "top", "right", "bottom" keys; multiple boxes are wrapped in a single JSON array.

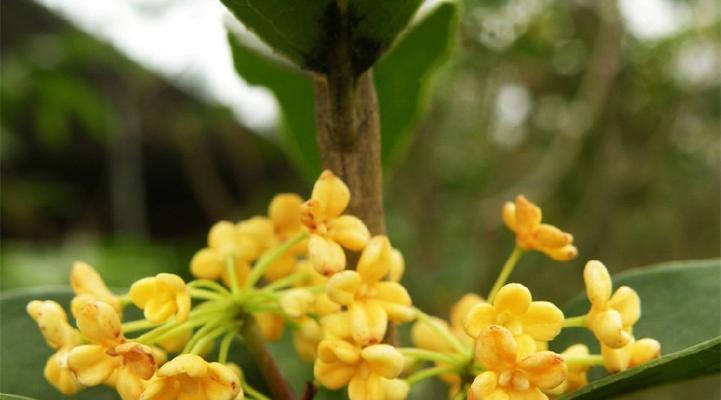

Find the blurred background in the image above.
[{"left": 1, "top": 0, "right": 719, "bottom": 397}]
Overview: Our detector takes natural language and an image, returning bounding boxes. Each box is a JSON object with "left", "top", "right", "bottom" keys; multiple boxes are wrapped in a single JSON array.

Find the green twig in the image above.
[
  {"left": 244, "top": 231, "right": 308, "bottom": 290},
  {"left": 487, "top": 246, "right": 524, "bottom": 302}
]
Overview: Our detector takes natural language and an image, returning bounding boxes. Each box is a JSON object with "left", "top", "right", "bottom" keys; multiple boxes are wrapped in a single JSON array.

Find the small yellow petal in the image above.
[
  {"left": 411, "top": 318, "right": 453, "bottom": 353},
  {"left": 326, "top": 271, "right": 362, "bottom": 306},
  {"left": 68, "top": 344, "right": 121, "bottom": 386},
  {"left": 469, "top": 371, "right": 500, "bottom": 399},
  {"left": 374, "top": 282, "right": 414, "bottom": 322},
  {"left": 348, "top": 373, "right": 385, "bottom": 400},
  {"left": 630, "top": 338, "right": 661, "bottom": 367},
  {"left": 71, "top": 261, "right": 118, "bottom": 311},
  {"left": 309, "top": 235, "right": 346, "bottom": 276},
  {"left": 269, "top": 193, "right": 304, "bottom": 233},
  {"left": 502, "top": 202, "right": 518, "bottom": 233},
  {"left": 519, "top": 301, "right": 564, "bottom": 342},
  {"left": 601, "top": 341, "right": 633, "bottom": 373},
  {"left": 280, "top": 289, "right": 315, "bottom": 318},
  {"left": 75, "top": 300, "right": 123, "bottom": 347},
  {"left": 44, "top": 351, "right": 83, "bottom": 395},
  {"left": 494, "top": 284, "right": 532, "bottom": 316},
  {"left": 464, "top": 303, "right": 497, "bottom": 339},
  {"left": 451, "top": 293, "right": 484, "bottom": 331},
  {"left": 349, "top": 301, "right": 388, "bottom": 345},
  {"left": 311, "top": 170, "right": 351, "bottom": 219},
  {"left": 592, "top": 309, "right": 632, "bottom": 349},
  {"left": 356, "top": 236, "right": 393, "bottom": 283},
  {"left": 190, "top": 248, "right": 224, "bottom": 280},
  {"left": 518, "top": 351, "right": 567, "bottom": 390},
  {"left": 361, "top": 344, "right": 404, "bottom": 379},
  {"left": 543, "top": 244, "right": 578, "bottom": 261},
  {"left": 514, "top": 195, "right": 542, "bottom": 233},
  {"left": 382, "top": 378, "right": 409, "bottom": 400},
  {"left": 583, "top": 260, "right": 612, "bottom": 309},
  {"left": 157, "top": 353, "right": 207, "bottom": 378},
  {"left": 327, "top": 215, "right": 371, "bottom": 251},
  {"left": 387, "top": 248, "right": 405, "bottom": 283},
  {"left": 314, "top": 359, "right": 357, "bottom": 389},
  {"left": 475, "top": 325, "right": 518, "bottom": 371},
  {"left": 608, "top": 286, "right": 641, "bottom": 327}
]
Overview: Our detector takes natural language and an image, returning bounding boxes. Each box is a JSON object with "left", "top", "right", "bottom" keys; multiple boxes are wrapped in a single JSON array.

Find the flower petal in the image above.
[
  {"left": 326, "top": 270, "right": 362, "bottom": 305},
  {"left": 519, "top": 301, "right": 564, "bottom": 342},
  {"left": 583, "top": 261, "right": 612, "bottom": 309},
  {"left": 203, "top": 362, "right": 242, "bottom": 400},
  {"left": 349, "top": 301, "right": 388, "bottom": 345},
  {"left": 630, "top": 338, "right": 661, "bottom": 367},
  {"left": 356, "top": 236, "right": 393, "bottom": 283},
  {"left": 309, "top": 235, "right": 346, "bottom": 276},
  {"left": 514, "top": 196, "right": 541, "bottom": 233},
  {"left": 495, "top": 284, "right": 532, "bottom": 316},
  {"left": 361, "top": 344, "right": 404, "bottom": 379},
  {"left": 190, "top": 248, "right": 224, "bottom": 280},
  {"left": 44, "top": 351, "right": 83, "bottom": 395},
  {"left": 68, "top": 344, "right": 121, "bottom": 386},
  {"left": 601, "top": 341, "right": 632, "bottom": 373},
  {"left": 608, "top": 286, "right": 641, "bottom": 327},
  {"left": 75, "top": 300, "right": 123, "bottom": 347},
  {"left": 348, "top": 373, "right": 385, "bottom": 400},
  {"left": 314, "top": 360, "right": 357, "bottom": 389},
  {"left": 327, "top": 215, "right": 371, "bottom": 251},
  {"left": 311, "top": 170, "right": 351, "bottom": 219},
  {"left": 464, "top": 303, "right": 497, "bottom": 339},
  {"left": 519, "top": 351, "right": 567, "bottom": 390},
  {"left": 592, "top": 309, "right": 632, "bottom": 349},
  {"left": 374, "top": 282, "right": 414, "bottom": 322},
  {"left": 475, "top": 325, "right": 517, "bottom": 371}
]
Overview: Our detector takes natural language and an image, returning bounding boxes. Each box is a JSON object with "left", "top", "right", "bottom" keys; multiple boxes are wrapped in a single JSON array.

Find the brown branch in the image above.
[
  {"left": 240, "top": 316, "right": 295, "bottom": 400},
  {"left": 313, "top": 69, "right": 385, "bottom": 236}
]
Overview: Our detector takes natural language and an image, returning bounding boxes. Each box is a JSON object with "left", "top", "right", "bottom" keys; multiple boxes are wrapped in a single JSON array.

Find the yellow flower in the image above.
[
  {"left": 583, "top": 260, "right": 640, "bottom": 349},
  {"left": 301, "top": 170, "right": 371, "bottom": 275},
  {"left": 293, "top": 260, "right": 342, "bottom": 316},
  {"left": 129, "top": 273, "right": 191, "bottom": 324},
  {"left": 314, "top": 339, "right": 407, "bottom": 400},
  {"left": 502, "top": 195, "right": 577, "bottom": 261},
  {"left": 325, "top": 236, "right": 414, "bottom": 345},
  {"left": 190, "top": 221, "right": 259, "bottom": 287},
  {"left": 67, "top": 300, "right": 156, "bottom": 400},
  {"left": 226, "top": 363, "right": 246, "bottom": 400},
  {"left": 71, "top": 261, "right": 120, "bottom": 312},
  {"left": 464, "top": 283, "right": 564, "bottom": 357},
  {"left": 468, "top": 325, "right": 567, "bottom": 400},
  {"left": 546, "top": 344, "right": 591, "bottom": 395},
  {"left": 141, "top": 354, "right": 241, "bottom": 400},
  {"left": 255, "top": 312, "right": 284, "bottom": 342},
  {"left": 27, "top": 300, "right": 83, "bottom": 395},
  {"left": 292, "top": 316, "right": 324, "bottom": 363},
  {"left": 602, "top": 337, "right": 661, "bottom": 373}
]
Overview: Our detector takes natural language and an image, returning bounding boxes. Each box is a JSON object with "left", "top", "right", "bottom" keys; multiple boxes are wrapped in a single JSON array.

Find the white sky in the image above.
[{"left": 34, "top": 0, "right": 690, "bottom": 130}]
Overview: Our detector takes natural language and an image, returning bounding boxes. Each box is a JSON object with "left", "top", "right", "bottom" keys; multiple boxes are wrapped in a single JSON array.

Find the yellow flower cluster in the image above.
[{"left": 26, "top": 172, "right": 661, "bottom": 400}]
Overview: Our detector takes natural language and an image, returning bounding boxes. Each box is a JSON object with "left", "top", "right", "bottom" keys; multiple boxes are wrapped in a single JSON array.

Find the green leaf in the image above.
[
  {"left": 227, "top": 2, "right": 458, "bottom": 176},
  {"left": 0, "top": 394, "right": 40, "bottom": 400},
  {"left": 227, "top": 34, "right": 320, "bottom": 179},
  {"left": 0, "top": 288, "right": 119, "bottom": 399},
  {"left": 562, "top": 337, "right": 720, "bottom": 400},
  {"left": 219, "top": 0, "right": 423, "bottom": 74},
  {"left": 552, "top": 259, "right": 721, "bottom": 398},
  {"left": 375, "top": 0, "right": 459, "bottom": 169}
]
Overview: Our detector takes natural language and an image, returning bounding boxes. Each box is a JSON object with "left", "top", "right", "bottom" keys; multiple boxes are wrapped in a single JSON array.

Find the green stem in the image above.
[
  {"left": 414, "top": 308, "right": 467, "bottom": 355},
  {"left": 563, "top": 315, "right": 588, "bottom": 328},
  {"left": 563, "top": 354, "right": 604, "bottom": 367},
  {"left": 188, "top": 279, "right": 230, "bottom": 295},
  {"left": 118, "top": 294, "right": 131, "bottom": 308},
  {"left": 262, "top": 271, "right": 310, "bottom": 292},
  {"left": 241, "top": 315, "right": 294, "bottom": 400},
  {"left": 217, "top": 331, "right": 236, "bottom": 364},
  {"left": 487, "top": 246, "right": 524, "bottom": 303},
  {"left": 398, "top": 348, "right": 464, "bottom": 365},
  {"left": 190, "top": 323, "right": 236, "bottom": 355},
  {"left": 121, "top": 319, "right": 156, "bottom": 333},
  {"left": 227, "top": 256, "right": 241, "bottom": 298},
  {"left": 189, "top": 288, "right": 223, "bottom": 301},
  {"left": 406, "top": 365, "right": 459, "bottom": 386},
  {"left": 243, "top": 381, "right": 271, "bottom": 400},
  {"left": 244, "top": 231, "right": 308, "bottom": 290},
  {"left": 183, "top": 316, "right": 228, "bottom": 353}
]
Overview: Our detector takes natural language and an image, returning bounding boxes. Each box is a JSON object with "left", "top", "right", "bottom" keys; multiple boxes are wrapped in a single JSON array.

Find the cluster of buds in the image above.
[{"left": 27, "top": 171, "right": 660, "bottom": 400}]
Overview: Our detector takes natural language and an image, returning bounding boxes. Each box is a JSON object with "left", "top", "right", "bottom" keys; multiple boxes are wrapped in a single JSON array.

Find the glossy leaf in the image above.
[
  {"left": 227, "top": 34, "right": 320, "bottom": 178},
  {"left": 552, "top": 259, "right": 721, "bottom": 398},
  {"left": 375, "top": 0, "right": 458, "bottom": 168},
  {"left": 220, "top": 0, "right": 422, "bottom": 74},
  {"left": 0, "top": 288, "right": 119, "bottom": 399},
  {"left": 227, "top": 2, "right": 458, "bottom": 176}
]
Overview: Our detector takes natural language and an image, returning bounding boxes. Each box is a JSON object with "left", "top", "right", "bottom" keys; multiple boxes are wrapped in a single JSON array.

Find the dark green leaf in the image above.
[
  {"left": 562, "top": 337, "right": 720, "bottom": 400},
  {"left": 552, "top": 259, "right": 721, "bottom": 398},
  {"left": 375, "top": 1, "right": 459, "bottom": 169},
  {"left": 219, "top": 0, "right": 423, "bottom": 74},
  {"left": 0, "top": 288, "right": 119, "bottom": 399},
  {"left": 227, "top": 34, "right": 320, "bottom": 178},
  {"left": 227, "top": 2, "right": 458, "bottom": 176},
  {"left": 0, "top": 394, "right": 40, "bottom": 400}
]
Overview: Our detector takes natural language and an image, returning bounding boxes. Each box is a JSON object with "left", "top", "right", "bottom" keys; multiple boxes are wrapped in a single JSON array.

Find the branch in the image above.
[{"left": 240, "top": 315, "right": 294, "bottom": 400}]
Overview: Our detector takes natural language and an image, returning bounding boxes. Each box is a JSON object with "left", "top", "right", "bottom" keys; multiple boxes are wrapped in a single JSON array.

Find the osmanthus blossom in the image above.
[
  {"left": 464, "top": 283, "right": 564, "bottom": 357},
  {"left": 325, "top": 235, "right": 414, "bottom": 345},
  {"left": 189, "top": 220, "right": 259, "bottom": 287},
  {"left": 129, "top": 273, "right": 191, "bottom": 324},
  {"left": 67, "top": 300, "right": 157, "bottom": 400},
  {"left": 314, "top": 339, "right": 408, "bottom": 400},
  {"left": 140, "top": 354, "right": 241, "bottom": 400},
  {"left": 468, "top": 325, "right": 567, "bottom": 400},
  {"left": 502, "top": 195, "right": 577, "bottom": 261},
  {"left": 71, "top": 261, "right": 120, "bottom": 312},
  {"left": 27, "top": 300, "right": 84, "bottom": 395},
  {"left": 301, "top": 170, "right": 371, "bottom": 275}
]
